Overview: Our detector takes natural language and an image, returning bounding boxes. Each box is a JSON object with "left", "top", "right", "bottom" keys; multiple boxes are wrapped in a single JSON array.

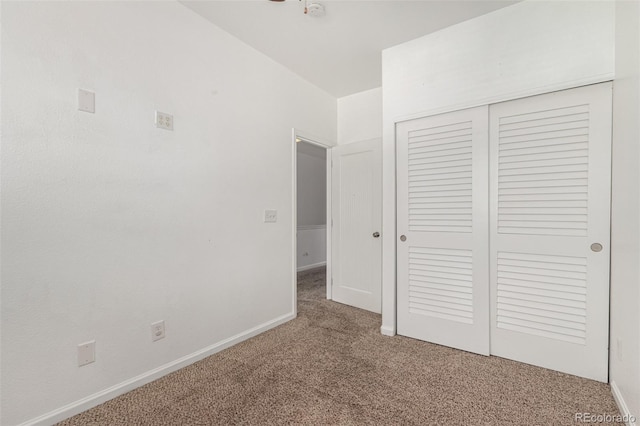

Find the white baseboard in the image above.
[
  {"left": 380, "top": 325, "right": 396, "bottom": 336},
  {"left": 297, "top": 261, "right": 326, "bottom": 272},
  {"left": 20, "top": 312, "right": 296, "bottom": 426},
  {"left": 611, "top": 381, "right": 638, "bottom": 426}
]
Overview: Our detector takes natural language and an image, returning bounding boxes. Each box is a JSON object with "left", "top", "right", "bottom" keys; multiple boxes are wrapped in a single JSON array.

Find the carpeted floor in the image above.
[{"left": 59, "top": 267, "right": 620, "bottom": 425}]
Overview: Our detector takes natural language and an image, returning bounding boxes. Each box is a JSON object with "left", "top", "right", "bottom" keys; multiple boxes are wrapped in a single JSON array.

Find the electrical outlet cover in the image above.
[
  {"left": 151, "top": 320, "right": 165, "bottom": 342},
  {"left": 155, "top": 111, "right": 173, "bottom": 131},
  {"left": 78, "top": 89, "right": 95, "bottom": 113},
  {"left": 77, "top": 340, "right": 96, "bottom": 366}
]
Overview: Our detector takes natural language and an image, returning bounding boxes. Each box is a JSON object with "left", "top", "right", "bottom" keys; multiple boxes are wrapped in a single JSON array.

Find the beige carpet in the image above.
[{"left": 59, "top": 267, "right": 620, "bottom": 425}]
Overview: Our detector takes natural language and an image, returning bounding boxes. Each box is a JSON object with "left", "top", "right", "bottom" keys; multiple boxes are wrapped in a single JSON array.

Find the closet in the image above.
[{"left": 396, "top": 82, "right": 612, "bottom": 382}]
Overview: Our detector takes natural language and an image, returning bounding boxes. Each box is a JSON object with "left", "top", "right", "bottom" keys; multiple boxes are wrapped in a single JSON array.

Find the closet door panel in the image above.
[
  {"left": 397, "top": 106, "right": 489, "bottom": 356},
  {"left": 489, "top": 82, "right": 612, "bottom": 382}
]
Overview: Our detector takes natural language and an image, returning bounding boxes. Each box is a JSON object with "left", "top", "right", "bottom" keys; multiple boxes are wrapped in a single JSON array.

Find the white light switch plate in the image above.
[
  {"left": 264, "top": 209, "right": 277, "bottom": 223},
  {"left": 155, "top": 111, "right": 173, "bottom": 131},
  {"left": 78, "top": 340, "right": 96, "bottom": 367},
  {"left": 78, "top": 89, "right": 95, "bottom": 113}
]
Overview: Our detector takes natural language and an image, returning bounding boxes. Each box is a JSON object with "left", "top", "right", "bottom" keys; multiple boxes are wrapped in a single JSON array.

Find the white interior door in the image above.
[
  {"left": 489, "top": 82, "right": 612, "bottom": 382},
  {"left": 331, "top": 139, "right": 382, "bottom": 313},
  {"left": 397, "top": 106, "right": 490, "bottom": 355}
]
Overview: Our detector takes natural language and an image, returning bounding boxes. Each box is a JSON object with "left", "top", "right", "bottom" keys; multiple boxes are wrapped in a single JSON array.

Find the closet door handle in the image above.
[
  {"left": 591, "top": 243, "right": 603, "bottom": 252},
  {"left": 373, "top": 232, "right": 380, "bottom": 238}
]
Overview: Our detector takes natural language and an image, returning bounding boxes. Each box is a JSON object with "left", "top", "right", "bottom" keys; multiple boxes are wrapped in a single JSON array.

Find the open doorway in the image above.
[{"left": 292, "top": 130, "right": 332, "bottom": 316}]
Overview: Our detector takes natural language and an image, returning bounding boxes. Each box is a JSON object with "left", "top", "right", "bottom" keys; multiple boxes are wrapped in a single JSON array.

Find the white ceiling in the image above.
[{"left": 181, "top": 0, "right": 517, "bottom": 98}]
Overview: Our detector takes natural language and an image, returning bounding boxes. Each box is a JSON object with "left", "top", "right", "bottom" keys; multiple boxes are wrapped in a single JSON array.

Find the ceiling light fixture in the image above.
[
  {"left": 305, "top": 2, "right": 325, "bottom": 17},
  {"left": 268, "top": 0, "right": 325, "bottom": 17}
]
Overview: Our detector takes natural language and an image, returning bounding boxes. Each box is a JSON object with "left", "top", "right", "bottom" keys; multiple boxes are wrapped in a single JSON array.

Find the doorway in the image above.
[
  {"left": 292, "top": 131, "right": 383, "bottom": 316},
  {"left": 293, "top": 130, "right": 332, "bottom": 315}
]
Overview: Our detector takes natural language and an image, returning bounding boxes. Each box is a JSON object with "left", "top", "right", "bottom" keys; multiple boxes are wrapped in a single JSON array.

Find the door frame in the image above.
[{"left": 292, "top": 128, "right": 333, "bottom": 316}]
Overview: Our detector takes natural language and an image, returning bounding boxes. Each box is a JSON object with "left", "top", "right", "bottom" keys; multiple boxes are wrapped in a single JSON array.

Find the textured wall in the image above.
[
  {"left": 296, "top": 227, "right": 327, "bottom": 271},
  {"left": 337, "top": 87, "right": 382, "bottom": 145},
  {"left": 1, "top": 2, "right": 336, "bottom": 424}
]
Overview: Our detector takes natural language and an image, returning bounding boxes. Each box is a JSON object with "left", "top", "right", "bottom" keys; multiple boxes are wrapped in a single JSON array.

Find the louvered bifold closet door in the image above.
[
  {"left": 397, "top": 106, "right": 489, "bottom": 356},
  {"left": 489, "top": 83, "right": 612, "bottom": 382}
]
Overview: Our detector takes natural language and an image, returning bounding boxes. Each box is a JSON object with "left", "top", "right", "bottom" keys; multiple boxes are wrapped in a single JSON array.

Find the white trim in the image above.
[
  {"left": 380, "top": 119, "right": 397, "bottom": 334},
  {"left": 611, "top": 381, "right": 638, "bottom": 426},
  {"left": 326, "top": 147, "right": 333, "bottom": 301},
  {"left": 19, "top": 312, "right": 296, "bottom": 426},
  {"left": 296, "top": 261, "right": 327, "bottom": 272},
  {"left": 292, "top": 128, "right": 299, "bottom": 317},
  {"left": 380, "top": 325, "right": 395, "bottom": 336},
  {"left": 392, "top": 76, "right": 614, "bottom": 127},
  {"left": 297, "top": 224, "right": 327, "bottom": 231}
]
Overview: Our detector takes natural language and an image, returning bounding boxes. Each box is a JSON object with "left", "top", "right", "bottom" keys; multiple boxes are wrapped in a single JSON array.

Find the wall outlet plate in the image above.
[
  {"left": 155, "top": 111, "right": 173, "bottom": 131},
  {"left": 264, "top": 209, "right": 277, "bottom": 223},
  {"left": 78, "top": 89, "right": 95, "bottom": 114},
  {"left": 78, "top": 340, "right": 96, "bottom": 366},
  {"left": 151, "top": 320, "right": 165, "bottom": 342}
]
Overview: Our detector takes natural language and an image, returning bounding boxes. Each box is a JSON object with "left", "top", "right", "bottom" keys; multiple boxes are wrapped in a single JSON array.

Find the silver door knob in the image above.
[
  {"left": 591, "top": 243, "right": 603, "bottom": 252},
  {"left": 373, "top": 232, "right": 380, "bottom": 238},
  {"left": 400, "top": 235, "right": 407, "bottom": 242}
]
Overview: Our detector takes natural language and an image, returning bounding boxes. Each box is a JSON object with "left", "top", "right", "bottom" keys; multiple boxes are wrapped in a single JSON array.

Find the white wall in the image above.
[
  {"left": 296, "top": 227, "right": 326, "bottom": 271},
  {"left": 381, "top": 1, "right": 615, "bottom": 334},
  {"left": 297, "top": 146, "right": 326, "bottom": 227},
  {"left": 296, "top": 143, "right": 326, "bottom": 270},
  {"left": 610, "top": 0, "right": 640, "bottom": 421},
  {"left": 0, "top": 2, "right": 336, "bottom": 425},
  {"left": 337, "top": 87, "right": 382, "bottom": 145}
]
